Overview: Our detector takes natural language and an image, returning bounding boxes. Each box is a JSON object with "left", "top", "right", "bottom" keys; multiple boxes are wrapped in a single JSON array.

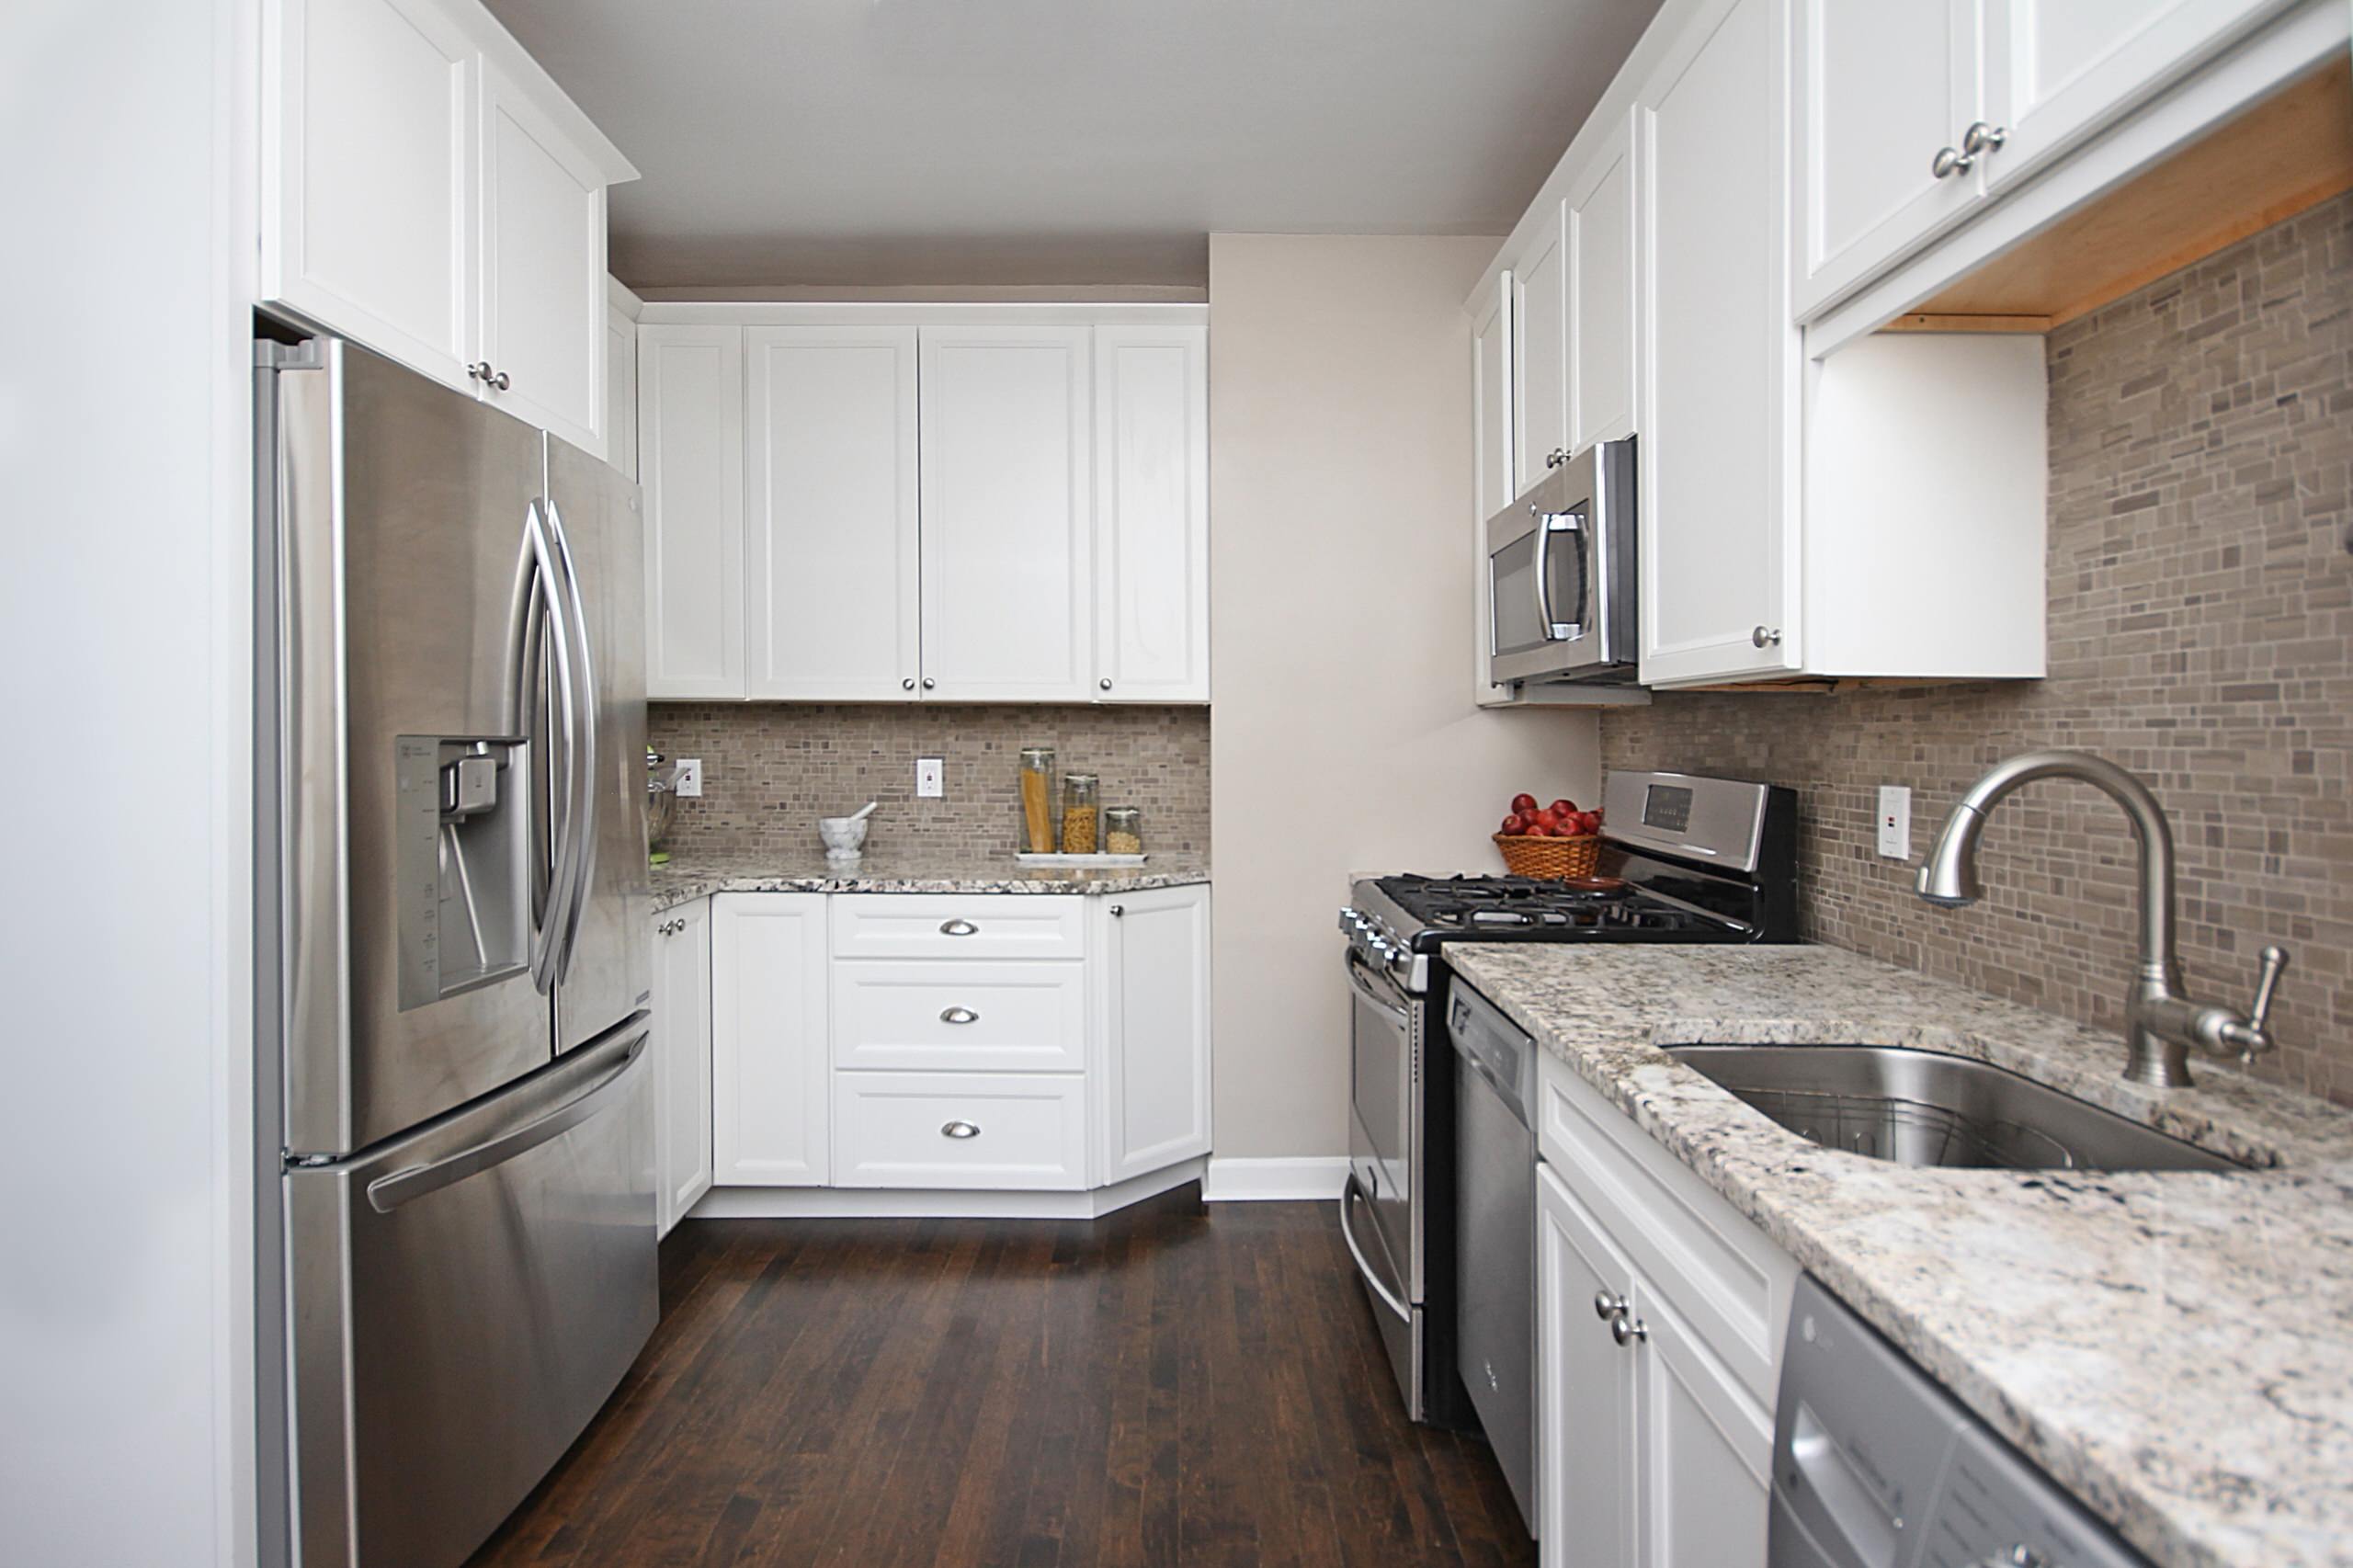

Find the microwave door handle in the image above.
[{"left": 1531, "top": 504, "right": 1560, "bottom": 640}]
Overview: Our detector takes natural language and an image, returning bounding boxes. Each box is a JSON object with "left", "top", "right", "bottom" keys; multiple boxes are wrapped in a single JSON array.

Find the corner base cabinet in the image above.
[{"left": 662, "top": 884, "right": 1211, "bottom": 1218}]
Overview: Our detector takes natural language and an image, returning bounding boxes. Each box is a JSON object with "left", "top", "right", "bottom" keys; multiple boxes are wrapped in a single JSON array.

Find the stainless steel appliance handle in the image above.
[
  {"left": 362, "top": 1025, "right": 647, "bottom": 1213},
  {"left": 1345, "top": 950, "right": 1408, "bottom": 1024},
  {"left": 1531, "top": 501, "right": 1559, "bottom": 639},
  {"left": 540, "top": 497, "right": 599, "bottom": 983},
  {"left": 1339, "top": 1174, "right": 1413, "bottom": 1323},
  {"left": 511, "top": 500, "right": 582, "bottom": 994}
]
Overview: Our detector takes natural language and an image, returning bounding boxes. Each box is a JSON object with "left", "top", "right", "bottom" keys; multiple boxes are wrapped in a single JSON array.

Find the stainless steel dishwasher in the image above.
[
  {"left": 1773, "top": 1275, "right": 2154, "bottom": 1568},
  {"left": 1449, "top": 980, "right": 1538, "bottom": 1537}
]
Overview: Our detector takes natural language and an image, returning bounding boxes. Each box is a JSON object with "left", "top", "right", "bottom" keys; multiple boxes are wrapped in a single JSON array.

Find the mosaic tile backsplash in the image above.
[
  {"left": 648, "top": 702, "right": 1211, "bottom": 860},
  {"left": 1603, "top": 192, "right": 2353, "bottom": 1106}
]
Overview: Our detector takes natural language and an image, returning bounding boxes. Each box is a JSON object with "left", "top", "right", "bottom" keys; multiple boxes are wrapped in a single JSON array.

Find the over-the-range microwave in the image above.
[{"left": 1484, "top": 436, "right": 1638, "bottom": 687}]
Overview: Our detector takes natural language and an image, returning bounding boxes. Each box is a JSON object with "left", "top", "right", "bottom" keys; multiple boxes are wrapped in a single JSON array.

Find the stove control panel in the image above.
[{"left": 1339, "top": 905, "right": 1424, "bottom": 992}]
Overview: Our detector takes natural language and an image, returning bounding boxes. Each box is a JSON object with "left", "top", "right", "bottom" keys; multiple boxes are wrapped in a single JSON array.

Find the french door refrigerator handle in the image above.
[
  {"left": 540, "top": 495, "right": 599, "bottom": 983},
  {"left": 511, "top": 499, "right": 582, "bottom": 994},
  {"left": 362, "top": 1024, "right": 647, "bottom": 1213}
]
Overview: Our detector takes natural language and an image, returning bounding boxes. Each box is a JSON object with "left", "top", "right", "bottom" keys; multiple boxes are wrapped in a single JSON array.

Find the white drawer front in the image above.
[
  {"left": 833, "top": 1072, "right": 1087, "bottom": 1190},
  {"left": 1538, "top": 1052, "right": 1797, "bottom": 1404},
  {"left": 833, "top": 960, "right": 1086, "bottom": 1073},
  {"left": 830, "top": 893, "right": 1086, "bottom": 960}
]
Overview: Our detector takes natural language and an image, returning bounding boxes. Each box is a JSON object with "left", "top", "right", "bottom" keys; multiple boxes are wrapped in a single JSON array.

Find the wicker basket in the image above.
[{"left": 1494, "top": 833, "right": 1601, "bottom": 881}]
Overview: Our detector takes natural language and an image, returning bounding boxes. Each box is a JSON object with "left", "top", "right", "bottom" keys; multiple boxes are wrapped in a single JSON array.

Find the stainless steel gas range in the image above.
[{"left": 1336, "top": 771, "right": 1799, "bottom": 1438}]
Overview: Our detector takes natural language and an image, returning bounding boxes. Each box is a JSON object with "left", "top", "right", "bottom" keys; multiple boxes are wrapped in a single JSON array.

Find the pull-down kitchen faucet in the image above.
[{"left": 1915, "top": 750, "right": 2289, "bottom": 1087}]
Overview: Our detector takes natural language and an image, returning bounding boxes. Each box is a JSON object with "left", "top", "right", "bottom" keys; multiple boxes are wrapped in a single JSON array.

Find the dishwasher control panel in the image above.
[{"left": 1768, "top": 1276, "right": 2152, "bottom": 1568}]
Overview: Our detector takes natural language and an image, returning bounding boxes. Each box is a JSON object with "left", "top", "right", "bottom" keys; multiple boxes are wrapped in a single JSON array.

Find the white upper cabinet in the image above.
[
  {"left": 475, "top": 59, "right": 608, "bottom": 450},
  {"left": 1983, "top": 0, "right": 2292, "bottom": 189},
  {"left": 260, "top": 0, "right": 635, "bottom": 429},
  {"left": 1091, "top": 326, "right": 1210, "bottom": 702},
  {"left": 1792, "top": 0, "right": 1987, "bottom": 316},
  {"left": 1636, "top": 0, "right": 1803, "bottom": 684},
  {"left": 262, "top": 0, "right": 475, "bottom": 385},
  {"left": 604, "top": 279, "right": 639, "bottom": 479},
  {"left": 1471, "top": 274, "right": 1517, "bottom": 708},
  {"left": 638, "top": 324, "right": 746, "bottom": 699},
  {"left": 743, "top": 326, "right": 923, "bottom": 701},
  {"left": 1510, "top": 205, "right": 1572, "bottom": 495},
  {"left": 917, "top": 326, "right": 1094, "bottom": 702},
  {"left": 1566, "top": 111, "right": 1639, "bottom": 452}
]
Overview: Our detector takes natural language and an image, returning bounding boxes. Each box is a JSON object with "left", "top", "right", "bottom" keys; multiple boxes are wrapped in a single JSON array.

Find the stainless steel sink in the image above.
[{"left": 1663, "top": 1044, "right": 2245, "bottom": 1173}]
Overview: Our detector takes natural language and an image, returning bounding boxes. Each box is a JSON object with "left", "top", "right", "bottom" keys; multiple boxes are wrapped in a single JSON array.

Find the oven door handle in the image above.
[
  {"left": 1339, "top": 1173, "right": 1413, "bottom": 1324},
  {"left": 1345, "top": 950, "right": 1409, "bottom": 1024}
]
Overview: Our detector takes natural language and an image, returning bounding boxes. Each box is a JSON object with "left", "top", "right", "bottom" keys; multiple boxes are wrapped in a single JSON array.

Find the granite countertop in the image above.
[
  {"left": 1441, "top": 943, "right": 2353, "bottom": 1568},
  {"left": 648, "top": 847, "right": 1211, "bottom": 910}
]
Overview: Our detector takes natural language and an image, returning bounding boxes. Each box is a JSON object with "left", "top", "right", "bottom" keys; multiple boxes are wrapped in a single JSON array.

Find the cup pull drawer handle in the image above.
[
  {"left": 939, "top": 918, "right": 979, "bottom": 937},
  {"left": 939, "top": 1006, "right": 980, "bottom": 1025},
  {"left": 941, "top": 1120, "right": 981, "bottom": 1140}
]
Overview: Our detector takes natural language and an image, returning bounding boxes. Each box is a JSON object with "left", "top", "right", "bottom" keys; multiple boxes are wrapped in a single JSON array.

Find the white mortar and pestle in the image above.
[{"left": 819, "top": 801, "right": 879, "bottom": 863}]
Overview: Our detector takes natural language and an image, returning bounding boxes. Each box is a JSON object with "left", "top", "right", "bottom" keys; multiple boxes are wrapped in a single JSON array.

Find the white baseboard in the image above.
[
  {"left": 1202, "top": 1155, "right": 1349, "bottom": 1202},
  {"left": 687, "top": 1156, "right": 1207, "bottom": 1222}
]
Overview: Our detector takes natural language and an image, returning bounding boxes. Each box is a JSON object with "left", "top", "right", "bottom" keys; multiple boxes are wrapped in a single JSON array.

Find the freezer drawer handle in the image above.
[{"left": 364, "top": 1028, "right": 647, "bottom": 1214}]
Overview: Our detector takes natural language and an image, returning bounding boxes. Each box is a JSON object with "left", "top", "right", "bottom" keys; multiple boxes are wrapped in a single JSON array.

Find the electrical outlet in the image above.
[
  {"left": 676, "top": 758, "right": 702, "bottom": 799},
  {"left": 1876, "top": 785, "right": 1911, "bottom": 860},
  {"left": 915, "top": 757, "right": 945, "bottom": 799}
]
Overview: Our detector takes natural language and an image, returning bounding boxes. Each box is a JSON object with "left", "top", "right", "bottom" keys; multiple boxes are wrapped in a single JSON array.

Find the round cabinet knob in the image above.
[
  {"left": 1099, "top": 677, "right": 1113, "bottom": 691},
  {"left": 939, "top": 1006, "right": 980, "bottom": 1025},
  {"left": 1108, "top": 903, "right": 1125, "bottom": 918},
  {"left": 1547, "top": 448, "right": 1568, "bottom": 468},
  {"left": 1593, "top": 1290, "right": 1628, "bottom": 1323},
  {"left": 902, "top": 677, "right": 916, "bottom": 691},
  {"left": 1961, "top": 120, "right": 2007, "bottom": 156},
  {"left": 940, "top": 1119, "right": 981, "bottom": 1140},
  {"left": 939, "top": 918, "right": 979, "bottom": 937},
  {"left": 921, "top": 676, "right": 937, "bottom": 690},
  {"left": 1610, "top": 1312, "right": 1649, "bottom": 1347},
  {"left": 1751, "top": 625, "right": 1782, "bottom": 648},
  {"left": 1929, "top": 145, "right": 1973, "bottom": 179},
  {"left": 492, "top": 369, "right": 511, "bottom": 392}
]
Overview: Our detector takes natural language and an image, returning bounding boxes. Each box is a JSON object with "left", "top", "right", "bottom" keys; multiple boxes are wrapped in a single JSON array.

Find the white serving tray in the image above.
[{"left": 1015, "top": 852, "right": 1148, "bottom": 867}]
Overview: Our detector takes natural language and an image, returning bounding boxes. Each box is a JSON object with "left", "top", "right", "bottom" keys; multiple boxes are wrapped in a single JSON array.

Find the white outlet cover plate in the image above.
[
  {"left": 916, "top": 757, "right": 945, "bottom": 798},
  {"left": 676, "top": 758, "right": 702, "bottom": 799},
  {"left": 1877, "top": 784, "right": 1910, "bottom": 859}
]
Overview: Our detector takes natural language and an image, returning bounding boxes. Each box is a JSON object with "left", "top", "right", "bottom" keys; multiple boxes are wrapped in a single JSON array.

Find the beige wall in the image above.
[{"left": 1208, "top": 234, "right": 1603, "bottom": 1160}]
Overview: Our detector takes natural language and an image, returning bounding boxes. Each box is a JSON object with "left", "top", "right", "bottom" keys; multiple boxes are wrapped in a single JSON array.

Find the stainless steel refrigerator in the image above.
[{"left": 255, "top": 335, "right": 655, "bottom": 1568}]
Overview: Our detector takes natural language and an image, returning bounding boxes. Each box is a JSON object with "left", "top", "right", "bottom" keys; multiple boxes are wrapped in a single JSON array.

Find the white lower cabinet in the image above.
[
  {"left": 1536, "top": 1051, "right": 1794, "bottom": 1568},
  {"left": 709, "top": 892, "right": 830, "bottom": 1186},
  {"left": 834, "top": 1072, "right": 1089, "bottom": 1191},
  {"left": 650, "top": 898, "right": 713, "bottom": 1235},
  {"left": 679, "top": 886, "right": 1211, "bottom": 1210}
]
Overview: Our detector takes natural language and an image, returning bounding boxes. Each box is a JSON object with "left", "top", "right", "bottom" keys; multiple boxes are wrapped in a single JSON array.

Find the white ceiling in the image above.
[{"left": 481, "top": 0, "right": 1665, "bottom": 290}]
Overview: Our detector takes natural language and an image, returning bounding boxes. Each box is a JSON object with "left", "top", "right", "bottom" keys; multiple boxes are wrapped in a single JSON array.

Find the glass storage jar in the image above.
[
  {"left": 1017, "top": 747, "right": 1057, "bottom": 854},
  {"left": 1060, "top": 773, "right": 1100, "bottom": 855},
  {"left": 1104, "top": 807, "right": 1143, "bottom": 856}
]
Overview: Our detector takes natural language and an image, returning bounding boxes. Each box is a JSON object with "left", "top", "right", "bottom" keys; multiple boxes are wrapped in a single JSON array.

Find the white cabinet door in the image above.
[
  {"left": 1637, "top": 0, "right": 1804, "bottom": 685},
  {"left": 1567, "top": 111, "right": 1640, "bottom": 452},
  {"left": 1792, "top": 0, "right": 1986, "bottom": 318},
  {"left": 1539, "top": 1163, "right": 1639, "bottom": 1568},
  {"left": 638, "top": 324, "right": 746, "bottom": 699},
  {"left": 261, "top": 0, "right": 476, "bottom": 388},
  {"left": 1098, "top": 885, "right": 1211, "bottom": 1184},
  {"left": 1984, "top": 0, "right": 2290, "bottom": 189},
  {"left": 1092, "top": 326, "right": 1210, "bottom": 702},
  {"left": 604, "top": 289, "right": 637, "bottom": 480},
  {"left": 743, "top": 326, "right": 922, "bottom": 700},
  {"left": 1633, "top": 1282, "right": 1776, "bottom": 1568},
  {"left": 475, "top": 58, "right": 606, "bottom": 451},
  {"left": 1472, "top": 273, "right": 1517, "bottom": 708},
  {"left": 651, "top": 900, "right": 713, "bottom": 1234},
  {"left": 1512, "top": 204, "right": 1572, "bottom": 496},
  {"left": 917, "top": 326, "right": 1093, "bottom": 701},
  {"left": 710, "top": 893, "right": 830, "bottom": 1185}
]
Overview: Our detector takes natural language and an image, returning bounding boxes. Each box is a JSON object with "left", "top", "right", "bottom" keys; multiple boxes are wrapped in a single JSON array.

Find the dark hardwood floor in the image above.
[{"left": 467, "top": 1187, "right": 1533, "bottom": 1568}]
